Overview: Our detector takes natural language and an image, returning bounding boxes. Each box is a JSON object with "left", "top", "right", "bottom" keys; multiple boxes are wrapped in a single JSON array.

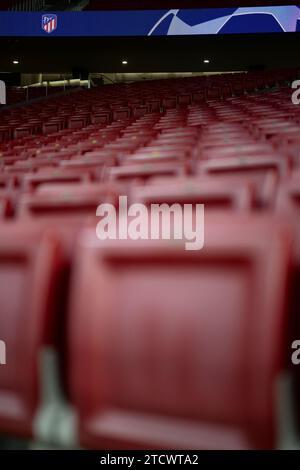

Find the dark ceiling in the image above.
[
  {"left": 0, "top": 0, "right": 295, "bottom": 10},
  {"left": 0, "top": 33, "right": 299, "bottom": 74},
  {"left": 0, "top": 1, "right": 299, "bottom": 73}
]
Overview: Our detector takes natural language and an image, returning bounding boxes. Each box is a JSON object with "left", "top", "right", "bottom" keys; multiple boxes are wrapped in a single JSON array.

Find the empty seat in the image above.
[
  {"left": 18, "top": 187, "right": 113, "bottom": 221},
  {"left": 131, "top": 180, "right": 254, "bottom": 211},
  {"left": 108, "top": 163, "right": 186, "bottom": 184},
  {"left": 178, "top": 94, "right": 192, "bottom": 106},
  {"left": 68, "top": 115, "right": 89, "bottom": 130},
  {"left": 68, "top": 216, "right": 291, "bottom": 449},
  {"left": 14, "top": 127, "right": 33, "bottom": 140},
  {"left": 192, "top": 91, "right": 205, "bottom": 103},
  {"left": 206, "top": 87, "right": 221, "bottom": 101},
  {"left": 133, "top": 106, "right": 148, "bottom": 118},
  {"left": 200, "top": 143, "right": 277, "bottom": 160},
  {"left": 91, "top": 112, "right": 111, "bottom": 125},
  {"left": 0, "top": 224, "right": 61, "bottom": 438},
  {"left": 113, "top": 108, "right": 131, "bottom": 121},
  {"left": 162, "top": 97, "right": 177, "bottom": 110},
  {"left": 42, "top": 121, "right": 64, "bottom": 135},
  {"left": 197, "top": 157, "right": 290, "bottom": 207},
  {"left": 23, "top": 171, "right": 92, "bottom": 192},
  {"left": 147, "top": 100, "right": 160, "bottom": 113}
]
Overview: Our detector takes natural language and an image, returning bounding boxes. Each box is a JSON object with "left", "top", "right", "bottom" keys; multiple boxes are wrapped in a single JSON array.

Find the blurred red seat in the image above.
[
  {"left": 18, "top": 181, "right": 121, "bottom": 221},
  {"left": 178, "top": 94, "right": 192, "bottom": 106},
  {"left": 108, "top": 163, "right": 186, "bottom": 183},
  {"left": 42, "top": 121, "right": 63, "bottom": 135},
  {"left": 113, "top": 108, "right": 131, "bottom": 121},
  {"left": 133, "top": 106, "right": 148, "bottom": 118},
  {"left": 68, "top": 216, "right": 291, "bottom": 449},
  {"left": 192, "top": 90, "right": 205, "bottom": 103},
  {"left": 68, "top": 115, "right": 89, "bottom": 130},
  {"left": 91, "top": 111, "right": 111, "bottom": 125},
  {"left": 0, "top": 225, "right": 61, "bottom": 438},
  {"left": 131, "top": 179, "right": 254, "bottom": 211},
  {"left": 146, "top": 100, "right": 160, "bottom": 113},
  {"left": 198, "top": 157, "right": 290, "bottom": 207},
  {"left": 162, "top": 97, "right": 177, "bottom": 110},
  {"left": 23, "top": 170, "right": 92, "bottom": 192}
]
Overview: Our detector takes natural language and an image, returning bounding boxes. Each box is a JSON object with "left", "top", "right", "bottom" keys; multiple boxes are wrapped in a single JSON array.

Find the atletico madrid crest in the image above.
[{"left": 42, "top": 14, "right": 57, "bottom": 34}]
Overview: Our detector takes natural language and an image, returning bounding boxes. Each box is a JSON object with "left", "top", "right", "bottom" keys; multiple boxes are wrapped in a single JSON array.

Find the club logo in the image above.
[{"left": 42, "top": 14, "right": 57, "bottom": 34}]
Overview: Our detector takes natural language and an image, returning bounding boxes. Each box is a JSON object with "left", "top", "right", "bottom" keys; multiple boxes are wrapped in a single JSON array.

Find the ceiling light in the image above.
[
  {"left": 122, "top": 60, "right": 128, "bottom": 65},
  {"left": 13, "top": 60, "right": 19, "bottom": 65},
  {"left": 204, "top": 59, "right": 210, "bottom": 64}
]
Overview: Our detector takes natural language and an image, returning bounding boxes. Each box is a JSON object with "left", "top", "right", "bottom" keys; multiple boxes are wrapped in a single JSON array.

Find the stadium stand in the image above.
[{"left": 0, "top": 68, "right": 300, "bottom": 450}]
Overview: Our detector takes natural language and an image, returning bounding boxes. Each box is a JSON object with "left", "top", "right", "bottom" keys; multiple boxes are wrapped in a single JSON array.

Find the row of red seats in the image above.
[
  {"left": 1, "top": 69, "right": 297, "bottom": 142},
  {"left": 0, "top": 214, "right": 296, "bottom": 449},
  {"left": 0, "top": 165, "right": 297, "bottom": 220}
]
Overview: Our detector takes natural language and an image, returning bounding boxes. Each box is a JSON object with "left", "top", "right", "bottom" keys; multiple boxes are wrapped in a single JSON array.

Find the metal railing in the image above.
[
  {"left": 11, "top": 0, "right": 46, "bottom": 11},
  {"left": 9, "top": 0, "right": 89, "bottom": 11}
]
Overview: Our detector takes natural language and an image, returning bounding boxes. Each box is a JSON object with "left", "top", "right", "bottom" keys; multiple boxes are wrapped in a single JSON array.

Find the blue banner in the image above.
[{"left": 0, "top": 7, "right": 300, "bottom": 37}]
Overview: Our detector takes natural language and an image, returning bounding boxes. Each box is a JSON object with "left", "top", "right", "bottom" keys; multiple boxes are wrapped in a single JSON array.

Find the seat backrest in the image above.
[
  {"left": 108, "top": 163, "right": 185, "bottom": 183},
  {"left": 0, "top": 224, "right": 61, "bottom": 437},
  {"left": 198, "top": 158, "right": 287, "bottom": 206},
  {"left": 113, "top": 108, "right": 131, "bottom": 121},
  {"left": 130, "top": 180, "right": 254, "bottom": 212},
  {"left": 68, "top": 216, "right": 291, "bottom": 450},
  {"left": 18, "top": 189, "right": 111, "bottom": 221},
  {"left": 22, "top": 171, "right": 91, "bottom": 192}
]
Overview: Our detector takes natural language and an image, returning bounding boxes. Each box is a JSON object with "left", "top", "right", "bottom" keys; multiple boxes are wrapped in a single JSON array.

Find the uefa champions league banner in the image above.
[{"left": 0, "top": 6, "right": 300, "bottom": 36}]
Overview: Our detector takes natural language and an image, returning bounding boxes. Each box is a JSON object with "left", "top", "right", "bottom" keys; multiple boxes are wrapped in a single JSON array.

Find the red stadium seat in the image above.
[
  {"left": 131, "top": 180, "right": 254, "bottom": 211},
  {"left": 147, "top": 100, "right": 160, "bottom": 113},
  {"left": 206, "top": 87, "right": 221, "bottom": 101},
  {"left": 192, "top": 90, "right": 205, "bottom": 103},
  {"left": 178, "top": 94, "right": 192, "bottom": 106},
  {"left": 42, "top": 120, "right": 65, "bottom": 135},
  {"left": 0, "top": 225, "right": 62, "bottom": 438},
  {"left": 113, "top": 108, "right": 131, "bottom": 121},
  {"left": 68, "top": 115, "right": 89, "bottom": 130},
  {"left": 133, "top": 106, "right": 148, "bottom": 118},
  {"left": 18, "top": 185, "right": 117, "bottom": 221},
  {"left": 197, "top": 157, "right": 290, "bottom": 207},
  {"left": 14, "top": 127, "right": 33, "bottom": 140},
  {"left": 22, "top": 170, "right": 92, "bottom": 192},
  {"left": 162, "top": 97, "right": 177, "bottom": 110},
  {"left": 91, "top": 111, "right": 111, "bottom": 125},
  {"left": 68, "top": 216, "right": 291, "bottom": 449},
  {"left": 108, "top": 163, "right": 186, "bottom": 183}
]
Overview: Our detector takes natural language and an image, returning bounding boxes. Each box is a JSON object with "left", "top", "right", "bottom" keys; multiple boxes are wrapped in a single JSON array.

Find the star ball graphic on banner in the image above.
[{"left": 148, "top": 6, "right": 300, "bottom": 35}]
